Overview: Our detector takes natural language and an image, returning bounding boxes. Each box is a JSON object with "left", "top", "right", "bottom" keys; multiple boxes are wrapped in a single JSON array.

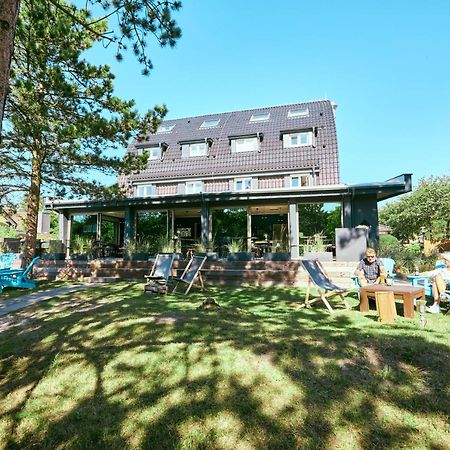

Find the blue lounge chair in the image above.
[
  {"left": 301, "top": 259, "right": 350, "bottom": 313},
  {"left": 407, "top": 260, "right": 449, "bottom": 298},
  {"left": 352, "top": 257, "right": 395, "bottom": 288},
  {"left": 0, "top": 253, "right": 20, "bottom": 271},
  {"left": 0, "top": 256, "right": 40, "bottom": 290}
]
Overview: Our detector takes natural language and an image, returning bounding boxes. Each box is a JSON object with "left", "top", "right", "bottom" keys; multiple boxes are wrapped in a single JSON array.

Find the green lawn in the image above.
[{"left": 0, "top": 282, "right": 449, "bottom": 449}]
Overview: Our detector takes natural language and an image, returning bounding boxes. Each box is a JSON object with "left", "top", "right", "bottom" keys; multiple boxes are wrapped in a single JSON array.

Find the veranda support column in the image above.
[
  {"left": 201, "top": 203, "right": 211, "bottom": 249},
  {"left": 342, "top": 199, "right": 352, "bottom": 228},
  {"left": 288, "top": 202, "right": 300, "bottom": 259},
  {"left": 246, "top": 207, "right": 252, "bottom": 252},
  {"left": 124, "top": 207, "right": 136, "bottom": 245},
  {"left": 58, "top": 212, "right": 71, "bottom": 257}
]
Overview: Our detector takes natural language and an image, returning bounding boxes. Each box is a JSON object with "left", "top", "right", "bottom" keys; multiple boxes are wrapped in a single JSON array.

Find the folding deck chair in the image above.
[
  {"left": 172, "top": 255, "right": 207, "bottom": 295},
  {"left": 0, "top": 256, "right": 40, "bottom": 290},
  {"left": 301, "top": 259, "right": 350, "bottom": 313},
  {"left": 144, "top": 253, "right": 175, "bottom": 294}
]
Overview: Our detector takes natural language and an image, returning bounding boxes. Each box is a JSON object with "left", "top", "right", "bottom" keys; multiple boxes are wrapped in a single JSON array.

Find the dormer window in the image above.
[
  {"left": 234, "top": 178, "right": 252, "bottom": 191},
  {"left": 250, "top": 112, "right": 270, "bottom": 122},
  {"left": 200, "top": 118, "right": 220, "bottom": 128},
  {"left": 288, "top": 107, "right": 309, "bottom": 118},
  {"left": 231, "top": 137, "right": 258, "bottom": 153},
  {"left": 137, "top": 146, "right": 161, "bottom": 160},
  {"left": 186, "top": 181, "right": 203, "bottom": 194},
  {"left": 157, "top": 124, "right": 175, "bottom": 133},
  {"left": 181, "top": 141, "right": 207, "bottom": 157},
  {"left": 282, "top": 131, "right": 313, "bottom": 148},
  {"left": 135, "top": 184, "right": 153, "bottom": 197}
]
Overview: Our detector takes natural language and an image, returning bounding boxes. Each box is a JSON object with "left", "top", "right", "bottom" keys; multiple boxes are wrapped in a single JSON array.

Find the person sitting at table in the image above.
[
  {"left": 424, "top": 252, "right": 450, "bottom": 314},
  {"left": 354, "top": 247, "right": 386, "bottom": 286}
]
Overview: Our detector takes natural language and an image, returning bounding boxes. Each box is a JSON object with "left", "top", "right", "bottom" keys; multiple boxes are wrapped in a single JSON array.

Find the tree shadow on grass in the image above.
[{"left": 0, "top": 283, "right": 448, "bottom": 449}]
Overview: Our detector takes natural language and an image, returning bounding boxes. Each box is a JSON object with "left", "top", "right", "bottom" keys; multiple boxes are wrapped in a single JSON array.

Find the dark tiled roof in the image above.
[{"left": 124, "top": 100, "right": 340, "bottom": 185}]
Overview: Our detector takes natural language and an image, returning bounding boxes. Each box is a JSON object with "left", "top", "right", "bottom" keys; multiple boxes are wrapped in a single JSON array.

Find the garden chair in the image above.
[
  {"left": 0, "top": 256, "right": 40, "bottom": 290},
  {"left": 0, "top": 253, "right": 20, "bottom": 271},
  {"left": 144, "top": 253, "right": 175, "bottom": 294},
  {"left": 172, "top": 255, "right": 207, "bottom": 295},
  {"left": 408, "top": 260, "right": 449, "bottom": 299},
  {"left": 352, "top": 257, "right": 395, "bottom": 288},
  {"left": 301, "top": 259, "right": 350, "bottom": 314}
]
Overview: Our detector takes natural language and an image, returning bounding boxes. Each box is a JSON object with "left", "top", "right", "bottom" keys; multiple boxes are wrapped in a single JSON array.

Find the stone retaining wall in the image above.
[{"left": 34, "top": 258, "right": 358, "bottom": 288}]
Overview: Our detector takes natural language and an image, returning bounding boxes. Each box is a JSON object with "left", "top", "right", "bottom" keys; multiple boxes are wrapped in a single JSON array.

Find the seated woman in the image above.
[
  {"left": 425, "top": 252, "right": 450, "bottom": 314},
  {"left": 354, "top": 247, "right": 386, "bottom": 286}
]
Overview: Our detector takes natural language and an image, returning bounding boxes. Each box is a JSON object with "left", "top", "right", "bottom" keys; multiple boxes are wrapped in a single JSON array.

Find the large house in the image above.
[{"left": 46, "top": 100, "right": 411, "bottom": 258}]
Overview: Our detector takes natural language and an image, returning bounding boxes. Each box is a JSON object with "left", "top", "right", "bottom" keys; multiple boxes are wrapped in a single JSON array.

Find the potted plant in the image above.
[
  {"left": 227, "top": 238, "right": 253, "bottom": 262},
  {"left": 194, "top": 239, "right": 218, "bottom": 261},
  {"left": 43, "top": 240, "right": 65, "bottom": 260},
  {"left": 302, "top": 233, "right": 333, "bottom": 261},
  {"left": 124, "top": 237, "right": 150, "bottom": 261},
  {"left": 263, "top": 241, "right": 291, "bottom": 261},
  {"left": 71, "top": 235, "right": 94, "bottom": 260}
]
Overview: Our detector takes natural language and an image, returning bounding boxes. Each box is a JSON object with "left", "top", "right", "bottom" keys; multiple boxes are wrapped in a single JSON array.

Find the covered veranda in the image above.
[{"left": 45, "top": 174, "right": 412, "bottom": 260}]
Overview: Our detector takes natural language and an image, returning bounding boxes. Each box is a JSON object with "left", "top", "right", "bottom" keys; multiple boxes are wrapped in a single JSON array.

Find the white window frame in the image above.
[
  {"left": 290, "top": 174, "right": 310, "bottom": 188},
  {"left": 135, "top": 184, "right": 153, "bottom": 197},
  {"left": 185, "top": 181, "right": 203, "bottom": 194},
  {"left": 288, "top": 107, "right": 309, "bottom": 118},
  {"left": 284, "top": 131, "right": 313, "bottom": 148},
  {"left": 137, "top": 146, "right": 161, "bottom": 160},
  {"left": 250, "top": 112, "right": 270, "bottom": 122},
  {"left": 189, "top": 142, "right": 207, "bottom": 157},
  {"left": 234, "top": 178, "right": 252, "bottom": 191},
  {"left": 156, "top": 124, "right": 175, "bottom": 133},
  {"left": 200, "top": 118, "right": 220, "bottom": 128},
  {"left": 232, "top": 137, "right": 258, "bottom": 153}
]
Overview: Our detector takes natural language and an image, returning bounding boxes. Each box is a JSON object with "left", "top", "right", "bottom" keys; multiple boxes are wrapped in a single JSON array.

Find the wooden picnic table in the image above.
[{"left": 359, "top": 284, "right": 425, "bottom": 319}]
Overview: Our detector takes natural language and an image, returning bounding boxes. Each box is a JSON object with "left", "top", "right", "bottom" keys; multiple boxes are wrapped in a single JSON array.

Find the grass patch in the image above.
[{"left": 0, "top": 283, "right": 449, "bottom": 449}]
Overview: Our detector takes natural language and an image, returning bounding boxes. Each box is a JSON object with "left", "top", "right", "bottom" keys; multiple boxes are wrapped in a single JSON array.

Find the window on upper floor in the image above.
[
  {"left": 283, "top": 131, "right": 313, "bottom": 148},
  {"left": 135, "top": 184, "right": 153, "bottom": 197},
  {"left": 234, "top": 178, "right": 252, "bottom": 191},
  {"left": 290, "top": 175, "right": 310, "bottom": 188},
  {"left": 157, "top": 124, "right": 175, "bottom": 133},
  {"left": 250, "top": 112, "right": 270, "bottom": 122},
  {"left": 137, "top": 146, "right": 161, "bottom": 160},
  {"left": 181, "top": 142, "right": 207, "bottom": 157},
  {"left": 231, "top": 137, "right": 258, "bottom": 153},
  {"left": 200, "top": 118, "right": 220, "bottom": 128},
  {"left": 288, "top": 107, "right": 309, "bottom": 118},
  {"left": 186, "top": 181, "right": 203, "bottom": 194}
]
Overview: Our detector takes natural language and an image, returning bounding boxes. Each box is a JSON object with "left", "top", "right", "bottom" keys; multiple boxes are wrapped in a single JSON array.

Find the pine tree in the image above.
[
  {"left": 1, "top": 0, "right": 167, "bottom": 263},
  {"left": 0, "top": 0, "right": 182, "bottom": 135}
]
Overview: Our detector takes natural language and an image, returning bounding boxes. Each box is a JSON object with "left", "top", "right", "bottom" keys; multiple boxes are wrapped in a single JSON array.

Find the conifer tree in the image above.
[{"left": 1, "top": 0, "right": 167, "bottom": 263}]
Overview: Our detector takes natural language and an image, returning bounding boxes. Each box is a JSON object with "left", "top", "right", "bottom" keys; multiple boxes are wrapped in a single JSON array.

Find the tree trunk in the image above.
[
  {"left": 23, "top": 153, "right": 42, "bottom": 266},
  {"left": 0, "top": 0, "right": 20, "bottom": 136}
]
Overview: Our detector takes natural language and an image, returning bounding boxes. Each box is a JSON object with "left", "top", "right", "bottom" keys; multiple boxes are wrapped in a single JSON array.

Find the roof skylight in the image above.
[
  {"left": 157, "top": 124, "right": 175, "bottom": 133},
  {"left": 200, "top": 118, "right": 220, "bottom": 128},
  {"left": 250, "top": 112, "right": 270, "bottom": 122},
  {"left": 288, "top": 107, "right": 309, "bottom": 118}
]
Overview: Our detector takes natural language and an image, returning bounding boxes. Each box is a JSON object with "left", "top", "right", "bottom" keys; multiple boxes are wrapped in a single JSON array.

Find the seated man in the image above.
[
  {"left": 425, "top": 252, "right": 450, "bottom": 314},
  {"left": 354, "top": 248, "right": 386, "bottom": 286}
]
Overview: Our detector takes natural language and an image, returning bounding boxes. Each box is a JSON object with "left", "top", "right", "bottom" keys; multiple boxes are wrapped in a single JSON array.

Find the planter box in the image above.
[
  {"left": 227, "top": 252, "right": 253, "bottom": 262},
  {"left": 263, "top": 252, "right": 291, "bottom": 261},
  {"left": 303, "top": 252, "right": 333, "bottom": 261},
  {"left": 43, "top": 252, "right": 66, "bottom": 261},
  {"left": 124, "top": 252, "right": 149, "bottom": 261},
  {"left": 195, "top": 252, "right": 218, "bottom": 261}
]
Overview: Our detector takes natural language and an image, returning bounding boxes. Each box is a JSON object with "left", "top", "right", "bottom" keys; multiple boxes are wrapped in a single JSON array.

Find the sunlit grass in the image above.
[{"left": 0, "top": 282, "right": 449, "bottom": 449}]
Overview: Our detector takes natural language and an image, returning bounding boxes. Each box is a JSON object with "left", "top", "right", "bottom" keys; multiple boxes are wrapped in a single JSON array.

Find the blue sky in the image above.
[{"left": 87, "top": 0, "right": 450, "bottom": 187}]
